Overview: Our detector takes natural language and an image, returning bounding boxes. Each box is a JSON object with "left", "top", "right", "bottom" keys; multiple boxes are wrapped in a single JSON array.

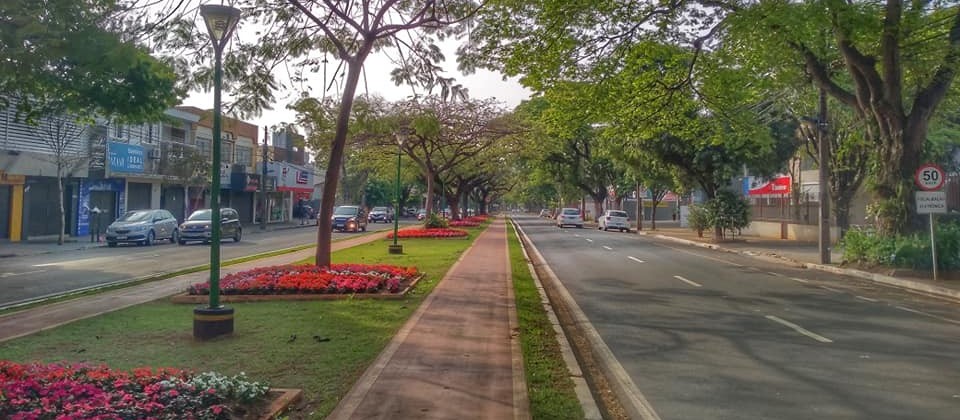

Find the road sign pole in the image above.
[{"left": 930, "top": 213, "right": 938, "bottom": 281}]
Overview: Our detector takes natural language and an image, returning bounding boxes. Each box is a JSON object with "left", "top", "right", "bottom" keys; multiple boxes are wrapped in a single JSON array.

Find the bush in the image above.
[
  {"left": 702, "top": 190, "right": 750, "bottom": 238},
  {"left": 423, "top": 212, "right": 449, "bottom": 229},
  {"left": 840, "top": 221, "right": 960, "bottom": 270},
  {"left": 687, "top": 204, "right": 710, "bottom": 237}
]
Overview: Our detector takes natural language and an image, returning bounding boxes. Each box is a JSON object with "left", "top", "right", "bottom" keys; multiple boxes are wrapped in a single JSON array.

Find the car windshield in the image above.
[
  {"left": 187, "top": 210, "right": 212, "bottom": 221},
  {"left": 372, "top": 207, "right": 388, "bottom": 212},
  {"left": 334, "top": 207, "right": 359, "bottom": 216},
  {"left": 609, "top": 211, "right": 628, "bottom": 218},
  {"left": 562, "top": 209, "right": 579, "bottom": 215},
  {"left": 117, "top": 211, "right": 152, "bottom": 222}
]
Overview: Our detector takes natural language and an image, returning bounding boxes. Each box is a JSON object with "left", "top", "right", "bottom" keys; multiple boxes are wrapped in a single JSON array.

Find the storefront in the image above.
[
  {"left": 0, "top": 170, "right": 26, "bottom": 241},
  {"left": 77, "top": 178, "right": 125, "bottom": 237},
  {"left": 230, "top": 172, "right": 260, "bottom": 223},
  {"left": 270, "top": 162, "right": 315, "bottom": 223}
]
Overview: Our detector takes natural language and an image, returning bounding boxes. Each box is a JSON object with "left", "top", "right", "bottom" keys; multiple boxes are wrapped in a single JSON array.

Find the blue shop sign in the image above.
[{"left": 108, "top": 141, "right": 145, "bottom": 173}]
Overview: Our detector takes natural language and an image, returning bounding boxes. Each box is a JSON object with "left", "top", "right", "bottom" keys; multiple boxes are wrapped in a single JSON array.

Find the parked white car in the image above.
[
  {"left": 598, "top": 210, "right": 630, "bottom": 232},
  {"left": 556, "top": 207, "right": 584, "bottom": 228}
]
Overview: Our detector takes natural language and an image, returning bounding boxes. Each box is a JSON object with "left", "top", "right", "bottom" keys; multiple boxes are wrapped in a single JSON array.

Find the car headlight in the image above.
[{"left": 204, "top": 224, "right": 212, "bottom": 231}]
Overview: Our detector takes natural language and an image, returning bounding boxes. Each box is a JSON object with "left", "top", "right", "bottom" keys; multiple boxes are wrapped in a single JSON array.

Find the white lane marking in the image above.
[
  {"left": 765, "top": 315, "right": 833, "bottom": 343},
  {"left": 574, "top": 234, "right": 581, "bottom": 237},
  {"left": 855, "top": 295, "right": 878, "bottom": 302},
  {"left": 673, "top": 275, "right": 702, "bottom": 287},
  {"left": 602, "top": 246, "right": 613, "bottom": 251},
  {"left": 0, "top": 270, "right": 47, "bottom": 278},
  {"left": 820, "top": 286, "right": 843, "bottom": 293},
  {"left": 894, "top": 306, "right": 960, "bottom": 325},
  {"left": 585, "top": 238, "right": 593, "bottom": 243},
  {"left": 656, "top": 244, "right": 744, "bottom": 267},
  {"left": 766, "top": 271, "right": 784, "bottom": 277},
  {"left": 790, "top": 277, "right": 809, "bottom": 284},
  {"left": 628, "top": 256, "right": 645, "bottom": 264}
]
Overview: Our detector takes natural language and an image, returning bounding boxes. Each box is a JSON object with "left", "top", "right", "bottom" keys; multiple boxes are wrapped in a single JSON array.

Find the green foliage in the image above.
[
  {"left": 686, "top": 205, "right": 711, "bottom": 237},
  {"left": 702, "top": 191, "right": 751, "bottom": 236},
  {"left": 1, "top": 0, "right": 181, "bottom": 122},
  {"left": 423, "top": 213, "right": 450, "bottom": 229},
  {"left": 841, "top": 222, "right": 960, "bottom": 270}
]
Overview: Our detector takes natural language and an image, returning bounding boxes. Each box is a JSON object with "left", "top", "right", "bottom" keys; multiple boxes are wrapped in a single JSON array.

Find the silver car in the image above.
[{"left": 105, "top": 209, "right": 179, "bottom": 247}]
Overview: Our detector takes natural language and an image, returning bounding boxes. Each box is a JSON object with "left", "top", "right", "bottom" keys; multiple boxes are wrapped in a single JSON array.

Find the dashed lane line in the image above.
[
  {"left": 602, "top": 246, "right": 613, "bottom": 251},
  {"left": 767, "top": 271, "right": 784, "bottom": 277},
  {"left": 855, "top": 295, "right": 878, "bottom": 303},
  {"left": 820, "top": 286, "right": 844, "bottom": 293},
  {"left": 790, "top": 277, "right": 809, "bottom": 284},
  {"left": 765, "top": 315, "right": 833, "bottom": 343},
  {"left": 628, "top": 256, "right": 645, "bottom": 264},
  {"left": 653, "top": 243, "right": 744, "bottom": 267},
  {"left": 673, "top": 275, "right": 702, "bottom": 288},
  {"left": 585, "top": 238, "right": 593, "bottom": 243},
  {"left": 1, "top": 270, "right": 47, "bottom": 278}
]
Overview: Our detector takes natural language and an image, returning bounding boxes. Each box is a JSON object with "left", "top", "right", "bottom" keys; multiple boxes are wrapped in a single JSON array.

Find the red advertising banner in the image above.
[{"left": 746, "top": 175, "right": 791, "bottom": 196}]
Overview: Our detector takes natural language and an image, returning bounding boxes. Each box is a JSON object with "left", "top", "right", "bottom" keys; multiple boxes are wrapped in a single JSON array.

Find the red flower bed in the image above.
[
  {"left": 448, "top": 220, "right": 480, "bottom": 227},
  {"left": 188, "top": 263, "right": 420, "bottom": 295},
  {"left": 386, "top": 228, "right": 469, "bottom": 239},
  {"left": 465, "top": 215, "right": 489, "bottom": 223},
  {"left": 0, "top": 361, "right": 267, "bottom": 419}
]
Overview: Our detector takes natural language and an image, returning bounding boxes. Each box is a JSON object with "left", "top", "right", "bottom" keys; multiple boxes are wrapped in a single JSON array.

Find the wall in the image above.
[{"left": 741, "top": 220, "right": 840, "bottom": 244}]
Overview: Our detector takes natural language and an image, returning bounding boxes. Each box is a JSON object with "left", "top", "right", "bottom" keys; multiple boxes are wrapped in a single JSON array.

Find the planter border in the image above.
[
  {"left": 170, "top": 274, "right": 425, "bottom": 304},
  {"left": 258, "top": 387, "right": 302, "bottom": 420}
]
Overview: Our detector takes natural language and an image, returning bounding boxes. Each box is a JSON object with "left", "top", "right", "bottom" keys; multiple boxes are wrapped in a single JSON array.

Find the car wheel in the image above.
[
  {"left": 170, "top": 230, "right": 179, "bottom": 244},
  {"left": 233, "top": 228, "right": 242, "bottom": 242},
  {"left": 144, "top": 230, "right": 155, "bottom": 246},
  {"left": 107, "top": 241, "right": 117, "bottom": 248},
  {"left": 577, "top": 224, "right": 583, "bottom": 229},
  {"left": 178, "top": 240, "right": 186, "bottom": 245}
]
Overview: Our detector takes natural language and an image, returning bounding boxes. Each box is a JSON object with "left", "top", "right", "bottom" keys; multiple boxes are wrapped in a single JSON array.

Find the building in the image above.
[{"left": 261, "top": 128, "right": 314, "bottom": 223}]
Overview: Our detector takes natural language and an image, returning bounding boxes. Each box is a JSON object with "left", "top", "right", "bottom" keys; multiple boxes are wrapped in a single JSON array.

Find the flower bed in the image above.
[
  {"left": 386, "top": 228, "right": 469, "bottom": 239},
  {"left": 448, "top": 220, "right": 480, "bottom": 227},
  {"left": 465, "top": 215, "right": 489, "bottom": 223},
  {"left": 187, "top": 264, "right": 420, "bottom": 296},
  {"left": 0, "top": 361, "right": 269, "bottom": 419}
]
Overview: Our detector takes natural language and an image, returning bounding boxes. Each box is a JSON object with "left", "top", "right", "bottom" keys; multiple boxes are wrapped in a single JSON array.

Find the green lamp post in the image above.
[
  {"left": 194, "top": 3, "right": 241, "bottom": 340},
  {"left": 389, "top": 131, "right": 406, "bottom": 254}
]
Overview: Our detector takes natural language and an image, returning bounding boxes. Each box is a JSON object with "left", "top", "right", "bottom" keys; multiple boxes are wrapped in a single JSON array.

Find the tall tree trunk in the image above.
[
  {"left": 316, "top": 57, "right": 367, "bottom": 267},
  {"left": 635, "top": 182, "right": 643, "bottom": 231},
  {"left": 448, "top": 193, "right": 461, "bottom": 220},
  {"left": 423, "top": 170, "right": 435, "bottom": 217},
  {"left": 57, "top": 165, "right": 65, "bottom": 245}
]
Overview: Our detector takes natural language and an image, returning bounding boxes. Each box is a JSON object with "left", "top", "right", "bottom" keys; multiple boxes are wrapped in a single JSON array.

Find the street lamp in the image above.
[
  {"left": 194, "top": 3, "right": 241, "bottom": 340},
  {"left": 389, "top": 131, "right": 406, "bottom": 254}
]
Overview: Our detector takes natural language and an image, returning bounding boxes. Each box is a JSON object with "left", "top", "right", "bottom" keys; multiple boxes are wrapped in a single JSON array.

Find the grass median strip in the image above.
[
  {"left": 0, "top": 226, "right": 485, "bottom": 419},
  {"left": 506, "top": 222, "right": 585, "bottom": 419}
]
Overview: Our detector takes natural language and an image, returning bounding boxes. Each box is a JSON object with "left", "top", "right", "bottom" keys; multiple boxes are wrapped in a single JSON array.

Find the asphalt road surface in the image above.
[
  {"left": 0, "top": 221, "right": 414, "bottom": 309},
  {"left": 514, "top": 214, "right": 960, "bottom": 420}
]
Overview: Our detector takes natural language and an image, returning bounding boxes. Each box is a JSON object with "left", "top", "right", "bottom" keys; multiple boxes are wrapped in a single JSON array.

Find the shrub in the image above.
[
  {"left": 423, "top": 212, "right": 449, "bottom": 229},
  {"left": 841, "top": 221, "right": 960, "bottom": 270},
  {"left": 687, "top": 204, "right": 710, "bottom": 237},
  {"left": 702, "top": 190, "right": 750, "bottom": 238}
]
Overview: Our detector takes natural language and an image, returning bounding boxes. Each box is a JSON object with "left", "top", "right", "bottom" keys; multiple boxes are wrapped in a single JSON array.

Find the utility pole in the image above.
[
  {"left": 261, "top": 125, "right": 269, "bottom": 231},
  {"left": 817, "top": 88, "right": 831, "bottom": 264}
]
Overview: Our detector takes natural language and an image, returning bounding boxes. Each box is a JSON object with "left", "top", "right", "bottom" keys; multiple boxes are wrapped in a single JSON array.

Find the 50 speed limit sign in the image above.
[{"left": 915, "top": 163, "right": 946, "bottom": 191}]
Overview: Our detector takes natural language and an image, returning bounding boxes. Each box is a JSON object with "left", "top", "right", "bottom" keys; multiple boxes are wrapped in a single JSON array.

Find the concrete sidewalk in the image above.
[
  {"left": 635, "top": 221, "right": 960, "bottom": 301},
  {"left": 0, "top": 221, "right": 316, "bottom": 259},
  {"left": 328, "top": 218, "right": 530, "bottom": 420}
]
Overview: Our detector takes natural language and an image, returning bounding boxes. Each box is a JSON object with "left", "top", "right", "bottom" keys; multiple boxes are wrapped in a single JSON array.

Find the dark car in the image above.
[
  {"left": 105, "top": 209, "right": 179, "bottom": 247},
  {"left": 368, "top": 206, "right": 393, "bottom": 223},
  {"left": 179, "top": 208, "right": 242, "bottom": 245},
  {"left": 331, "top": 205, "right": 367, "bottom": 232}
]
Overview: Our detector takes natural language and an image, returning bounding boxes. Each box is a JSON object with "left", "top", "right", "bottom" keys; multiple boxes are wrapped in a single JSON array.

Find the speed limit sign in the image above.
[{"left": 915, "top": 163, "right": 946, "bottom": 191}]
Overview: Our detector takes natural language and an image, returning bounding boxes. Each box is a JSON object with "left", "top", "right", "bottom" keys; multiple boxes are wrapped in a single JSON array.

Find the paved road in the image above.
[
  {"left": 514, "top": 215, "right": 960, "bottom": 420},
  {"left": 0, "top": 221, "right": 414, "bottom": 308}
]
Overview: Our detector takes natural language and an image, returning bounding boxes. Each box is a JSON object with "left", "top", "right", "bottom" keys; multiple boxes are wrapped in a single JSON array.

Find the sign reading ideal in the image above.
[{"left": 916, "top": 191, "right": 947, "bottom": 214}]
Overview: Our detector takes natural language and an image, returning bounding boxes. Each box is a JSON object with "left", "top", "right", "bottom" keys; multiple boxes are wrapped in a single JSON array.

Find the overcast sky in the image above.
[{"left": 180, "top": 39, "right": 533, "bottom": 136}]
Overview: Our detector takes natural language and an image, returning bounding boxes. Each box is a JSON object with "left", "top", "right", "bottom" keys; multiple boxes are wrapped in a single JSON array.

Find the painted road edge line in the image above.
[
  {"left": 765, "top": 315, "right": 833, "bottom": 343},
  {"left": 673, "top": 275, "right": 702, "bottom": 288},
  {"left": 628, "top": 256, "right": 645, "bottom": 264},
  {"left": 790, "top": 277, "right": 809, "bottom": 284}
]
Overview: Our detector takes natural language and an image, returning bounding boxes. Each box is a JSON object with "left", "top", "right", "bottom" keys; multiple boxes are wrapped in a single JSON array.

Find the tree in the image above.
[
  {"left": 30, "top": 115, "right": 90, "bottom": 245},
  {"left": 142, "top": 0, "right": 481, "bottom": 267},
  {"left": 464, "top": 0, "right": 960, "bottom": 235},
  {"left": 1, "top": 0, "right": 180, "bottom": 122},
  {"left": 162, "top": 147, "right": 212, "bottom": 215}
]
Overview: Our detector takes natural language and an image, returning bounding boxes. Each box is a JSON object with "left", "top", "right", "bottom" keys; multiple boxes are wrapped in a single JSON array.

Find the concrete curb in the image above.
[
  {"left": 509, "top": 219, "right": 601, "bottom": 420},
  {"left": 637, "top": 231, "right": 960, "bottom": 302},
  {"left": 515, "top": 220, "right": 661, "bottom": 420}
]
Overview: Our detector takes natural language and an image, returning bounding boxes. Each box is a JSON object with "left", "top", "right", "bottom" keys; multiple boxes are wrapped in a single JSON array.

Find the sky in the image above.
[{"left": 179, "top": 40, "right": 533, "bottom": 138}]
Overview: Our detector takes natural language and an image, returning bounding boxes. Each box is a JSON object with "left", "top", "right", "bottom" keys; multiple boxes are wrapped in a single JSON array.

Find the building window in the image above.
[
  {"left": 114, "top": 123, "right": 123, "bottom": 139},
  {"left": 170, "top": 127, "right": 186, "bottom": 143},
  {"left": 196, "top": 137, "right": 212, "bottom": 160},
  {"left": 221, "top": 143, "right": 233, "bottom": 164},
  {"left": 235, "top": 146, "right": 252, "bottom": 167}
]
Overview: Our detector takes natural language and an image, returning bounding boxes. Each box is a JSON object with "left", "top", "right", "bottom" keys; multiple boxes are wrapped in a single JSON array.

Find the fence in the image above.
[{"left": 750, "top": 195, "right": 821, "bottom": 226}]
